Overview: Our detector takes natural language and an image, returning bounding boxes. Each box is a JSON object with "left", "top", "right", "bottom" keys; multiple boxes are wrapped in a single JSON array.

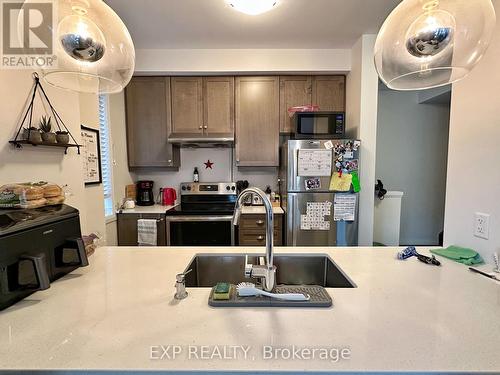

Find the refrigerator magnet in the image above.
[
  {"left": 305, "top": 178, "right": 321, "bottom": 191},
  {"left": 324, "top": 140, "right": 334, "bottom": 150}
]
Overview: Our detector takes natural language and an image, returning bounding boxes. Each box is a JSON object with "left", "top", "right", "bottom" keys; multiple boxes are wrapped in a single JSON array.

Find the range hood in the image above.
[{"left": 168, "top": 133, "right": 234, "bottom": 148}]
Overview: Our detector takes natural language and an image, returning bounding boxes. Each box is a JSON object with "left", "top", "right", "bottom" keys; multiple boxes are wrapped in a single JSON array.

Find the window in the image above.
[{"left": 98, "top": 94, "right": 114, "bottom": 218}]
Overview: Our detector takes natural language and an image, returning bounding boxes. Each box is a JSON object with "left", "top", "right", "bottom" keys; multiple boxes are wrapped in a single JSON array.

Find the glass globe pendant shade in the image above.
[
  {"left": 374, "top": 0, "right": 496, "bottom": 91},
  {"left": 21, "top": 0, "right": 135, "bottom": 94}
]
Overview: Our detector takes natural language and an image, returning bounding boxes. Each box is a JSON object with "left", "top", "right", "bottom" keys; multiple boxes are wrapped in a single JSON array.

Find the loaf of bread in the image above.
[
  {"left": 42, "top": 184, "right": 63, "bottom": 198},
  {"left": 20, "top": 198, "right": 47, "bottom": 209},
  {"left": 21, "top": 185, "right": 44, "bottom": 201},
  {"left": 0, "top": 182, "right": 63, "bottom": 208}
]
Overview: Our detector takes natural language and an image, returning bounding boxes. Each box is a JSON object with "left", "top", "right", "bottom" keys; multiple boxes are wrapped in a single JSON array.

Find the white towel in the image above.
[{"left": 137, "top": 219, "right": 157, "bottom": 246}]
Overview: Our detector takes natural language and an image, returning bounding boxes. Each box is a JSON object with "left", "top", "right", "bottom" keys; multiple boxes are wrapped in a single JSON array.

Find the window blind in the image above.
[{"left": 98, "top": 94, "right": 114, "bottom": 217}]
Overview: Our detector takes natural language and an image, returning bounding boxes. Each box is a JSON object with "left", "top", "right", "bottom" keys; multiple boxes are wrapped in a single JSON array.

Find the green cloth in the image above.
[{"left": 430, "top": 246, "right": 484, "bottom": 265}]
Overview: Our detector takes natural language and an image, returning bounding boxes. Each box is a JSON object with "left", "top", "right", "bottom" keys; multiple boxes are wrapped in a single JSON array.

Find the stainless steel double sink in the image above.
[{"left": 184, "top": 254, "right": 356, "bottom": 288}]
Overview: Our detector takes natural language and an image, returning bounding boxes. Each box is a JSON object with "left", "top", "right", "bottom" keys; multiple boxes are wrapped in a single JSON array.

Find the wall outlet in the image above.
[{"left": 474, "top": 212, "right": 490, "bottom": 240}]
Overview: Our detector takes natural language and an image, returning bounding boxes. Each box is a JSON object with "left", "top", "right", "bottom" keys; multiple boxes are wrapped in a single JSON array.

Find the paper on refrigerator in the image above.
[
  {"left": 334, "top": 194, "right": 357, "bottom": 221},
  {"left": 300, "top": 201, "right": 332, "bottom": 231},
  {"left": 297, "top": 149, "right": 332, "bottom": 177}
]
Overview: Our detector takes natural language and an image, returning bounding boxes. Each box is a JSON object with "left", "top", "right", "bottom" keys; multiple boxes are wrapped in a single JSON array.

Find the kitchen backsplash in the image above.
[{"left": 132, "top": 148, "right": 279, "bottom": 198}]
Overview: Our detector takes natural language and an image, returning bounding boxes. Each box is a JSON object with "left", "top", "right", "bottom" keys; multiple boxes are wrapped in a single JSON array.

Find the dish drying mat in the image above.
[{"left": 208, "top": 285, "right": 332, "bottom": 308}]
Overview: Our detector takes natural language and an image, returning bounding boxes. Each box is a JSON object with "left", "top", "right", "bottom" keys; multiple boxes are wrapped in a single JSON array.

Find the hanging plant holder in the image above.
[{"left": 9, "top": 73, "right": 81, "bottom": 154}]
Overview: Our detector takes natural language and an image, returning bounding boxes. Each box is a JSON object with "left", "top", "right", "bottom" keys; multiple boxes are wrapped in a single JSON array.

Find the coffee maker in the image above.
[{"left": 136, "top": 181, "right": 155, "bottom": 206}]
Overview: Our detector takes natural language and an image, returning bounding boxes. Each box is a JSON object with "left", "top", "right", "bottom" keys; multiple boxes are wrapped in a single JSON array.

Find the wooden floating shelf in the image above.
[{"left": 9, "top": 140, "right": 81, "bottom": 154}]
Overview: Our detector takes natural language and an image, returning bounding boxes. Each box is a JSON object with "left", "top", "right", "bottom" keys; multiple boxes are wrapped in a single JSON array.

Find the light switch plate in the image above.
[{"left": 474, "top": 212, "right": 490, "bottom": 240}]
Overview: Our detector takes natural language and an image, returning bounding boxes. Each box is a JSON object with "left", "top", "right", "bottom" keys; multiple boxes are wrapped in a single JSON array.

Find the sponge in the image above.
[{"left": 213, "top": 282, "right": 231, "bottom": 300}]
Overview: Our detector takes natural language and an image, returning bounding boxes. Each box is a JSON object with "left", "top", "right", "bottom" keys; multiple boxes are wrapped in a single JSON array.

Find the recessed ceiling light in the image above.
[{"left": 226, "top": 0, "right": 279, "bottom": 15}]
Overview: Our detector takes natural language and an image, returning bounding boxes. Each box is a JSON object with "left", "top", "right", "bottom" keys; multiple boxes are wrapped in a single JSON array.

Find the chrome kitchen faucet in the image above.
[{"left": 233, "top": 187, "right": 276, "bottom": 292}]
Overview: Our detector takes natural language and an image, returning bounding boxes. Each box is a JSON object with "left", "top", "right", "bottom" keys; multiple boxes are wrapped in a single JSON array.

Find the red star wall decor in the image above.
[{"left": 204, "top": 160, "right": 214, "bottom": 169}]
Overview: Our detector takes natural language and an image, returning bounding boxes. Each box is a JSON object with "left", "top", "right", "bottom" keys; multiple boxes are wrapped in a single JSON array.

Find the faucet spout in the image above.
[{"left": 233, "top": 187, "right": 276, "bottom": 292}]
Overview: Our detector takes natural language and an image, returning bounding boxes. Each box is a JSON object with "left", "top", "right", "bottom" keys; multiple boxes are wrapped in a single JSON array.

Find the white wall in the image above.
[
  {"left": 376, "top": 88, "right": 450, "bottom": 245},
  {"left": 345, "top": 35, "right": 380, "bottom": 246},
  {"left": 132, "top": 148, "right": 279, "bottom": 200},
  {"left": 135, "top": 49, "right": 351, "bottom": 75},
  {"left": 79, "top": 93, "right": 106, "bottom": 238},
  {"left": 0, "top": 70, "right": 104, "bottom": 237},
  {"left": 444, "top": 0, "right": 500, "bottom": 264}
]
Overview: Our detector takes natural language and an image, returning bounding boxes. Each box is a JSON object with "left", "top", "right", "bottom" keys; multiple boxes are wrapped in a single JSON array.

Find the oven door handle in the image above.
[{"left": 164, "top": 215, "right": 234, "bottom": 222}]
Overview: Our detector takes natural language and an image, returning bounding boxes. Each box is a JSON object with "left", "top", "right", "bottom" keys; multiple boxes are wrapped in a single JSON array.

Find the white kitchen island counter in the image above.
[{"left": 0, "top": 246, "right": 499, "bottom": 373}]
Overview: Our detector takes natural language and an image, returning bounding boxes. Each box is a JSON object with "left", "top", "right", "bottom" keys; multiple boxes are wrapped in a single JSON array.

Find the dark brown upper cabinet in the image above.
[
  {"left": 311, "top": 76, "right": 346, "bottom": 112},
  {"left": 171, "top": 76, "right": 234, "bottom": 137},
  {"left": 125, "top": 76, "right": 180, "bottom": 168},
  {"left": 235, "top": 76, "right": 280, "bottom": 167},
  {"left": 279, "top": 76, "right": 313, "bottom": 133},
  {"left": 279, "top": 75, "right": 346, "bottom": 133}
]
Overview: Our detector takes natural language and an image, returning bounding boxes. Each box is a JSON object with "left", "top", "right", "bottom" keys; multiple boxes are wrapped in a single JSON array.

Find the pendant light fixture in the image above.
[
  {"left": 22, "top": 0, "right": 135, "bottom": 94},
  {"left": 374, "top": 0, "right": 496, "bottom": 91},
  {"left": 226, "top": 0, "right": 278, "bottom": 15}
]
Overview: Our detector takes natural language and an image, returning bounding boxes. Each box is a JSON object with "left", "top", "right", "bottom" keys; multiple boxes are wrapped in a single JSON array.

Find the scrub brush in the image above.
[{"left": 237, "top": 282, "right": 310, "bottom": 301}]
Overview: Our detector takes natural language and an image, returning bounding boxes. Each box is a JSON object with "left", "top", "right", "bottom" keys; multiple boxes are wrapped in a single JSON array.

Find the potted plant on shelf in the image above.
[
  {"left": 39, "top": 116, "right": 56, "bottom": 144},
  {"left": 56, "top": 130, "right": 70, "bottom": 144},
  {"left": 23, "top": 126, "right": 42, "bottom": 144}
]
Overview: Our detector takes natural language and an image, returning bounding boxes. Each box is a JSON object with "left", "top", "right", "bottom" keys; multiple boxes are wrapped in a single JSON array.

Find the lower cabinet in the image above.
[
  {"left": 117, "top": 213, "right": 166, "bottom": 246},
  {"left": 238, "top": 214, "right": 283, "bottom": 246}
]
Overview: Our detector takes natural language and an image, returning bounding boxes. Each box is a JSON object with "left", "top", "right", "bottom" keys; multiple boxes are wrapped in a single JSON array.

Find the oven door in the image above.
[{"left": 165, "top": 215, "right": 235, "bottom": 246}]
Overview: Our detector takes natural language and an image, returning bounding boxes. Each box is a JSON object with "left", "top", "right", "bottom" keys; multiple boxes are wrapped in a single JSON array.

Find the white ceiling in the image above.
[{"left": 106, "top": 0, "right": 401, "bottom": 49}]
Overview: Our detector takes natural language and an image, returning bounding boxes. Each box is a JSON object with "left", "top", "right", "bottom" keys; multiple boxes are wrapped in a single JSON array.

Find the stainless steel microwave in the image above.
[{"left": 293, "top": 112, "right": 345, "bottom": 139}]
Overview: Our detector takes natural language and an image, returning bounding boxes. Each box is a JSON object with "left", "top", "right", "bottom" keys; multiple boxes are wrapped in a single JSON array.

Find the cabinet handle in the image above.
[
  {"left": 257, "top": 235, "right": 264, "bottom": 241},
  {"left": 199, "top": 126, "right": 203, "bottom": 129},
  {"left": 168, "top": 160, "right": 172, "bottom": 163},
  {"left": 203, "top": 126, "right": 208, "bottom": 129},
  {"left": 256, "top": 220, "right": 264, "bottom": 225}
]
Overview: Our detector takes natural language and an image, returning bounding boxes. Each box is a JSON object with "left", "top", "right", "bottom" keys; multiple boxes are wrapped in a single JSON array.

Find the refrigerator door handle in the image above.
[{"left": 291, "top": 195, "right": 297, "bottom": 246}]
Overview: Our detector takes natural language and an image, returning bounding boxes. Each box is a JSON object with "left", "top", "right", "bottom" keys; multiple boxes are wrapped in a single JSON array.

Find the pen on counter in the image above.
[{"left": 469, "top": 267, "right": 499, "bottom": 281}]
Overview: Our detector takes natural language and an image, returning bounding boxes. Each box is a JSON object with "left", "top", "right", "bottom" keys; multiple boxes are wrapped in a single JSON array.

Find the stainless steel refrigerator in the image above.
[{"left": 280, "top": 139, "right": 360, "bottom": 246}]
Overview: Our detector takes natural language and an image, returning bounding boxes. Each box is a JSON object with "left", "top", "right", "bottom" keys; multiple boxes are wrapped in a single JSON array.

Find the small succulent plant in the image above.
[
  {"left": 56, "top": 130, "right": 68, "bottom": 135},
  {"left": 39, "top": 115, "right": 52, "bottom": 133}
]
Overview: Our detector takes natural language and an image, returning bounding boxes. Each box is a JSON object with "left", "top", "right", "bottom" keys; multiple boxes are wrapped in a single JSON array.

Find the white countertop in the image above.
[
  {"left": 0, "top": 246, "right": 499, "bottom": 372},
  {"left": 241, "top": 206, "right": 284, "bottom": 215},
  {"left": 117, "top": 204, "right": 177, "bottom": 214},
  {"left": 118, "top": 204, "right": 283, "bottom": 215}
]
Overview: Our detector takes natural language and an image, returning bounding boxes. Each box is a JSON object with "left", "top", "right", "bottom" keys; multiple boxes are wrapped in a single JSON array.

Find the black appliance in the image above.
[
  {"left": 136, "top": 180, "right": 155, "bottom": 206},
  {"left": 293, "top": 111, "right": 345, "bottom": 139},
  {"left": 0, "top": 204, "right": 89, "bottom": 311},
  {"left": 165, "top": 182, "right": 237, "bottom": 246}
]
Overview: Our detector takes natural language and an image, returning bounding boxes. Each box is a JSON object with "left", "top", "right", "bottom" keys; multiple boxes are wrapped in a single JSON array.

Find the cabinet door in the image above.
[
  {"left": 235, "top": 76, "right": 280, "bottom": 167},
  {"left": 171, "top": 77, "right": 203, "bottom": 134},
  {"left": 312, "top": 76, "right": 346, "bottom": 112},
  {"left": 125, "top": 77, "right": 179, "bottom": 168},
  {"left": 117, "top": 214, "right": 139, "bottom": 246},
  {"left": 204, "top": 77, "right": 234, "bottom": 135},
  {"left": 117, "top": 214, "right": 166, "bottom": 246},
  {"left": 279, "top": 76, "right": 312, "bottom": 133}
]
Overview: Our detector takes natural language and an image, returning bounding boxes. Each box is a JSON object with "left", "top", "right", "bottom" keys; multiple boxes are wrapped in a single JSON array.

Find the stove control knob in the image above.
[
  {"left": 231, "top": 186, "right": 236, "bottom": 191},
  {"left": 226, "top": 186, "right": 231, "bottom": 191},
  {"left": 187, "top": 186, "right": 191, "bottom": 191},
  {"left": 181, "top": 186, "right": 186, "bottom": 191}
]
